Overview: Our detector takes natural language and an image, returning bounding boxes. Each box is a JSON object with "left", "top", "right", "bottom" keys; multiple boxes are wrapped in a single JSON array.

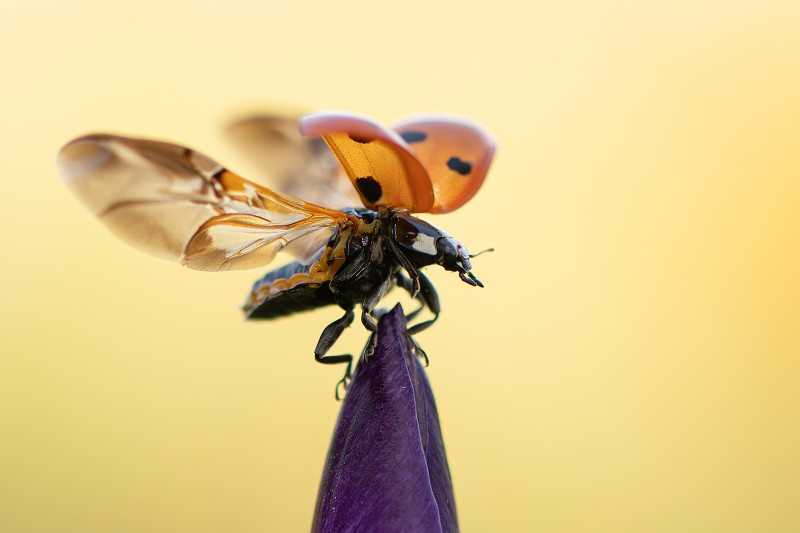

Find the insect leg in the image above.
[
  {"left": 361, "top": 276, "right": 393, "bottom": 332},
  {"left": 360, "top": 276, "right": 393, "bottom": 360},
  {"left": 314, "top": 306, "right": 355, "bottom": 400},
  {"left": 332, "top": 248, "right": 370, "bottom": 282},
  {"left": 406, "top": 272, "right": 440, "bottom": 336},
  {"left": 369, "top": 233, "right": 384, "bottom": 263},
  {"left": 396, "top": 272, "right": 439, "bottom": 367},
  {"left": 395, "top": 271, "right": 426, "bottom": 321},
  {"left": 386, "top": 239, "right": 421, "bottom": 297},
  {"left": 408, "top": 336, "right": 429, "bottom": 367}
]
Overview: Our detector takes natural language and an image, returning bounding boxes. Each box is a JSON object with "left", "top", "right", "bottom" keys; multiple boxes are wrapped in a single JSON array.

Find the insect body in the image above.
[{"left": 58, "top": 111, "right": 495, "bottom": 394}]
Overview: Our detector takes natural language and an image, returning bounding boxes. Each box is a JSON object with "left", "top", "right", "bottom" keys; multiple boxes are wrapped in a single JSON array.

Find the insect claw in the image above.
[
  {"left": 333, "top": 355, "right": 354, "bottom": 401},
  {"left": 410, "top": 276, "right": 421, "bottom": 298},
  {"left": 416, "top": 342, "right": 430, "bottom": 367},
  {"left": 407, "top": 334, "right": 430, "bottom": 367},
  {"left": 361, "top": 332, "right": 378, "bottom": 363},
  {"left": 335, "top": 375, "right": 349, "bottom": 401}
]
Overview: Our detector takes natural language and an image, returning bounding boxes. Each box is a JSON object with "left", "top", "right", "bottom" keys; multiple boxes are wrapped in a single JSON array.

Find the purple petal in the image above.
[{"left": 312, "top": 304, "right": 458, "bottom": 533}]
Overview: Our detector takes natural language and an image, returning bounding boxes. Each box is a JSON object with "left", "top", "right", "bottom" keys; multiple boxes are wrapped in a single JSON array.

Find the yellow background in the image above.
[{"left": 2, "top": 1, "right": 799, "bottom": 531}]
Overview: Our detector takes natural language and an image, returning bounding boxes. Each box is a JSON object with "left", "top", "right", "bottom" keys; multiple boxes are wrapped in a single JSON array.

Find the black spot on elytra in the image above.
[
  {"left": 356, "top": 176, "right": 382, "bottom": 203},
  {"left": 400, "top": 131, "right": 427, "bottom": 143},
  {"left": 349, "top": 134, "right": 373, "bottom": 144},
  {"left": 447, "top": 157, "right": 472, "bottom": 176}
]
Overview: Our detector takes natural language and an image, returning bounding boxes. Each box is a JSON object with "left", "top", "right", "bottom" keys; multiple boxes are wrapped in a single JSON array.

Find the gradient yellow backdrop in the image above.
[{"left": 2, "top": 1, "right": 799, "bottom": 531}]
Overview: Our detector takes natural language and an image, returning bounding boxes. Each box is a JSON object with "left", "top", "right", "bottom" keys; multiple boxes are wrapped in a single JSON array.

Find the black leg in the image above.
[
  {"left": 407, "top": 272, "right": 438, "bottom": 366},
  {"left": 314, "top": 307, "right": 355, "bottom": 400},
  {"left": 406, "top": 272, "right": 441, "bottom": 336},
  {"left": 386, "top": 239, "right": 421, "bottom": 297},
  {"left": 361, "top": 275, "right": 393, "bottom": 330},
  {"left": 407, "top": 335, "right": 430, "bottom": 367},
  {"left": 360, "top": 275, "right": 393, "bottom": 359},
  {"left": 369, "top": 234, "right": 384, "bottom": 263},
  {"left": 395, "top": 271, "right": 426, "bottom": 322},
  {"left": 361, "top": 310, "right": 378, "bottom": 333},
  {"left": 395, "top": 271, "right": 439, "bottom": 366},
  {"left": 333, "top": 248, "right": 370, "bottom": 281}
]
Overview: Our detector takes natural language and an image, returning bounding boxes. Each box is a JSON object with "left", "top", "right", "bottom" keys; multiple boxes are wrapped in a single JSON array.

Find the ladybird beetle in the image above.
[{"left": 58, "top": 111, "right": 495, "bottom": 396}]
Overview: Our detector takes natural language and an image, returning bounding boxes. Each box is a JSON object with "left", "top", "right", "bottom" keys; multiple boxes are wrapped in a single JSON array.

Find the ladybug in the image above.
[{"left": 58, "top": 111, "right": 495, "bottom": 395}]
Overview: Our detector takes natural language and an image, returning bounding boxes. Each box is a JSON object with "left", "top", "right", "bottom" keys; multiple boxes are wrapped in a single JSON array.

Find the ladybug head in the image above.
[
  {"left": 434, "top": 237, "right": 483, "bottom": 287},
  {"left": 391, "top": 214, "right": 487, "bottom": 287}
]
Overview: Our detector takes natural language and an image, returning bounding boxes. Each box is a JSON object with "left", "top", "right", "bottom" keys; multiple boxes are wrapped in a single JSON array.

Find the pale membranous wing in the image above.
[
  {"left": 226, "top": 114, "right": 360, "bottom": 210},
  {"left": 57, "top": 134, "right": 351, "bottom": 271}
]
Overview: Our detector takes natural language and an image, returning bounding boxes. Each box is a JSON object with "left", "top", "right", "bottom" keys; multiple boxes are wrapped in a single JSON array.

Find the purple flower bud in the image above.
[{"left": 313, "top": 304, "right": 458, "bottom": 533}]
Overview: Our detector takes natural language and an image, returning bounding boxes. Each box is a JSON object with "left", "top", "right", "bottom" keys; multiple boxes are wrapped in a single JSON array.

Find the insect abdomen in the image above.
[{"left": 244, "top": 259, "right": 337, "bottom": 320}]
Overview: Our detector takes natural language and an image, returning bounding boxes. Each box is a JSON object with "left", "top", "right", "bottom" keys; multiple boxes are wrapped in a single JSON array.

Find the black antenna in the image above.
[{"left": 469, "top": 247, "right": 495, "bottom": 259}]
